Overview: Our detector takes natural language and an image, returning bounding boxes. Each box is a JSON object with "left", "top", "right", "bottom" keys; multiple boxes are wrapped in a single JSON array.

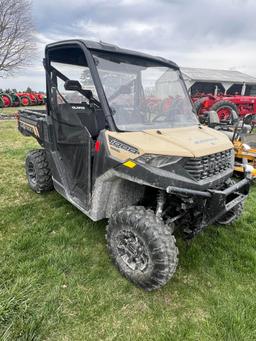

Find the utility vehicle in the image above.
[{"left": 17, "top": 40, "right": 251, "bottom": 291}]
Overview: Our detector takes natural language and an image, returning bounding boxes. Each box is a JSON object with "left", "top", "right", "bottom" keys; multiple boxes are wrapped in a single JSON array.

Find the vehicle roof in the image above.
[{"left": 46, "top": 39, "right": 179, "bottom": 69}]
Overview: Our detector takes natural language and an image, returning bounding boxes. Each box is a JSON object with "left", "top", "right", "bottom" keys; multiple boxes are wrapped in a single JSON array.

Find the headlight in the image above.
[{"left": 136, "top": 154, "right": 181, "bottom": 167}]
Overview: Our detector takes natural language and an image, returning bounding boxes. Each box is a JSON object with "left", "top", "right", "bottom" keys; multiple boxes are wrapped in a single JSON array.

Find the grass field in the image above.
[
  {"left": 0, "top": 121, "right": 256, "bottom": 340},
  {"left": 0, "top": 105, "right": 46, "bottom": 116}
]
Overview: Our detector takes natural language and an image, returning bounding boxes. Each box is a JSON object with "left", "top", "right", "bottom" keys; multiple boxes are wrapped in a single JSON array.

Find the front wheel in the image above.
[
  {"left": 20, "top": 96, "right": 31, "bottom": 106},
  {"left": 106, "top": 206, "right": 179, "bottom": 291}
]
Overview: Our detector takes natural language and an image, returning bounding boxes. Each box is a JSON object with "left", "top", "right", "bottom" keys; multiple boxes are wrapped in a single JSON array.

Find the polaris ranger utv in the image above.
[{"left": 17, "top": 40, "right": 251, "bottom": 291}]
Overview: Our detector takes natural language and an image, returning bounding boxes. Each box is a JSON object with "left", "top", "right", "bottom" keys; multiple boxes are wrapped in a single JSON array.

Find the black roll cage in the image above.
[
  {"left": 45, "top": 40, "right": 116, "bottom": 131},
  {"left": 44, "top": 39, "right": 181, "bottom": 132}
]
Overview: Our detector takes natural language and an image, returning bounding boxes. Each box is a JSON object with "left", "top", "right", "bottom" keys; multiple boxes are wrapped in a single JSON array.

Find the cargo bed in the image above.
[{"left": 17, "top": 109, "right": 48, "bottom": 143}]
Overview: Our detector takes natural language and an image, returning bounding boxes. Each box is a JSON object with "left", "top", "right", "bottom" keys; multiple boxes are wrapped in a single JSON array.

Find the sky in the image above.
[{"left": 1, "top": 0, "right": 256, "bottom": 91}]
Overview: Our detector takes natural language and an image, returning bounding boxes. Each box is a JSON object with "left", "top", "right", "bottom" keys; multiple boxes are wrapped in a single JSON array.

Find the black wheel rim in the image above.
[
  {"left": 116, "top": 230, "right": 149, "bottom": 271},
  {"left": 28, "top": 162, "right": 36, "bottom": 185}
]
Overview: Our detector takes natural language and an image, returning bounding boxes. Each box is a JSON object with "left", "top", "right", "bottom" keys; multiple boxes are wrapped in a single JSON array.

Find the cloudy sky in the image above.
[{"left": 1, "top": 0, "right": 256, "bottom": 91}]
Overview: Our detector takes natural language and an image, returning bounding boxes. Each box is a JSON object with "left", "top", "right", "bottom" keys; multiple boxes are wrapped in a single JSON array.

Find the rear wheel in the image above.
[
  {"left": 210, "top": 100, "right": 239, "bottom": 122},
  {"left": 20, "top": 96, "right": 31, "bottom": 106},
  {"left": 1, "top": 93, "right": 13, "bottom": 107},
  {"left": 106, "top": 206, "right": 178, "bottom": 291},
  {"left": 25, "top": 149, "right": 53, "bottom": 193}
]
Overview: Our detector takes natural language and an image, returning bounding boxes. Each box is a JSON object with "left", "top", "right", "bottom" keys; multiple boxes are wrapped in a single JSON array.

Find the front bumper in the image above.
[{"left": 166, "top": 177, "right": 250, "bottom": 225}]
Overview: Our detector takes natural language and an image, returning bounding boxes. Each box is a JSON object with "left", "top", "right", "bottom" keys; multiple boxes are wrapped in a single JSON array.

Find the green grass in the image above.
[
  {"left": 0, "top": 105, "right": 46, "bottom": 116},
  {"left": 0, "top": 121, "right": 256, "bottom": 340}
]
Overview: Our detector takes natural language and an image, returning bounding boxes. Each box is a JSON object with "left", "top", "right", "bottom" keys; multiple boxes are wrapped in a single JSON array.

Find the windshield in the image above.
[{"left": 93, "top": 52, "right": 198, "bottom": 131}]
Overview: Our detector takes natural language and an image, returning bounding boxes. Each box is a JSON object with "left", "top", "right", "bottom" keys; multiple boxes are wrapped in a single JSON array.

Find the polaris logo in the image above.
[{"left": 72, "top": 106, "right": 85, "bottom": 110}]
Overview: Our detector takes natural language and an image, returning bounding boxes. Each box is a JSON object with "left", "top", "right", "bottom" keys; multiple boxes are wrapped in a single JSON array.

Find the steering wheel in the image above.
[
  {"left": 168, "top": 97, "right": 184, "bottom": 115},
  {"left": 152, "top": 97, "right": 184, "bottom": 123}
]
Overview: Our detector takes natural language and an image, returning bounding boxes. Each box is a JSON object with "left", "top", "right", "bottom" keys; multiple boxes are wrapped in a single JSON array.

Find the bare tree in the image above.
[{"left": 0, "top": 0, "right": 36, "bottom": 77}]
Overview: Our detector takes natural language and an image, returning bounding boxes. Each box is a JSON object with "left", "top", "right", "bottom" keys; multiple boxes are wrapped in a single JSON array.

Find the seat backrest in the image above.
[
  {"left": 208, "top": 111, "right": 220, "bottom": 126},
  {"left": 58, "top": 103, "right": 106, "bottom": 138},
  {"left": 77, "top": 108, "right": 106, "bottom": 138}
]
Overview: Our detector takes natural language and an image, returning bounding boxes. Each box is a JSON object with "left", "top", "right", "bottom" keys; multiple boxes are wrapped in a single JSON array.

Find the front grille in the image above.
[{"left": 184, "top": 149, "right": 233, "bottom": 180}]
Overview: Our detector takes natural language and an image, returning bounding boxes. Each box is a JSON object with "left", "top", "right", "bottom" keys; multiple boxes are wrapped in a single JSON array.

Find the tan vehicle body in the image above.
[{"left": 106, "top": 125, "right": 233, "bottom": 162}]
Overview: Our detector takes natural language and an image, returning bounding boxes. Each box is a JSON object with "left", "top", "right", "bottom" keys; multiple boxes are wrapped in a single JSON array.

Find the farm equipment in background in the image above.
[
  {"left": 233, "top": 116, "right": 256, "bottom": 178},
  {"left": 10, "top": 93, "right": 21, "bottom": 107},
  {"left": 200, "top": 110, "right": 256, "bottom": 178},
  {"left": 16, "top": 92, "right": 37, "bottom": 106},
  {"left": 0, "top": 92, "right": 46, "bottom": 108},
  {"left": 34, "top": 93, "right": 45, "bottom": 104},
  {"left": 0, "top": 93, "right": 13, "bottom": 107},
  {"left": 180, "top": 67, "right": 256, "bottom": 122},
  {"left": 192, "top": 94, "right": 256, "bottom": 122}
]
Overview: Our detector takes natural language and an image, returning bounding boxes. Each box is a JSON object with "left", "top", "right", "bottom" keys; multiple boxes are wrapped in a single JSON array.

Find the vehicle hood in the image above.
[{"left": 106, "top": 125, "right": 233, "bottom": 161}]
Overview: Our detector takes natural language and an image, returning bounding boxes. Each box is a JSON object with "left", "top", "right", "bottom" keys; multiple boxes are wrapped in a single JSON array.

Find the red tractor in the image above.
[
  {"left": 181, "top": 67, "right": 256, "bottom": 121},
  {"left": 0, "top": 91, "right": 46, "bottom": 108},
  {"left": 192, "top": 93, "right": 256, "bottom": 121},
  {"left": 16, "top": 92, "right": 40, "bottom": 106},
  {"left": 0, "top": 93, "right": 13, "bottom": 107},
  {"left": 33, "top": 92, "right": 45, "bottom": 104}
]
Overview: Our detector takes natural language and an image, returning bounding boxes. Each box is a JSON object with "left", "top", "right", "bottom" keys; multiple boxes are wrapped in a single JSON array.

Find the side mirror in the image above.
[
  {"left": 243, "top": 114, "right": 253, "bottom": 125},
  {"left": 64, "top": 80, "right": 82, "bottom": 91}
]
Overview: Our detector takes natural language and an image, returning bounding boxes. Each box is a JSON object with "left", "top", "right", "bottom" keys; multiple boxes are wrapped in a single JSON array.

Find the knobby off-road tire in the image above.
[
  {"left": 106, "top": 206, "right": 179, "bottom": 291},
  {"left": 216, "top": 180, "right": 244, "bottom": 225},
  {"left": 25, "top": 149, "right": 53, "bottom": 193}
]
